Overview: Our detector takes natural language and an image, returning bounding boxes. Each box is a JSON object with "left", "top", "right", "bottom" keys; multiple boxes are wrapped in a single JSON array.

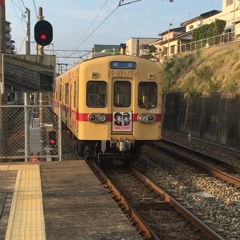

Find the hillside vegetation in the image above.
[{"left": 162, "top": 41, "right": 240, "bottom": 95}]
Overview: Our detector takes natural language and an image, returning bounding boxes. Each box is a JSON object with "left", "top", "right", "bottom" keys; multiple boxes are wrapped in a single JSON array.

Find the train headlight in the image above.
[
  {"left": 138, "top": 114, "right": 156, "bottom": 123},
  {"left": 97, "top": 114, "right": 107, "bottom": 122},
  {"left": 88, "top": 113, "right": 107, "bottom": 123}
]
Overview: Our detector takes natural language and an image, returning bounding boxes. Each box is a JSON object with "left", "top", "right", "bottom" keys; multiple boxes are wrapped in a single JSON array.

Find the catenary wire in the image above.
[
  {"left": 65, "top": 0, "right": 141, "bottom": 60},
  {"left": 70, "top": 0, "right": 110, "bottom": 54}
]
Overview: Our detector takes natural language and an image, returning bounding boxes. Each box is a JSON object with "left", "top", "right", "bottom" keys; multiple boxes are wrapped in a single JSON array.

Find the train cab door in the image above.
[{"left": 111, "top": 79, "right": 133, "bottom": 134}]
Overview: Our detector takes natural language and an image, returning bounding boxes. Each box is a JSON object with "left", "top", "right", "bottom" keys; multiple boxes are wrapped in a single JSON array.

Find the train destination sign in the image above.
[{"left": 2, "top": 54, "right": 56, "bottom": 93}]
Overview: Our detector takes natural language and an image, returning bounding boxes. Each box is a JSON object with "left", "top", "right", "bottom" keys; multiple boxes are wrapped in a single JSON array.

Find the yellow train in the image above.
[{"left": 52, "top": 53, "right": 162, "bottom": 164}]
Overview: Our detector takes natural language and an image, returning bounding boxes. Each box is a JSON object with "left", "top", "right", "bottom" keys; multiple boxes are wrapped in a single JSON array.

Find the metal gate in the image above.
[{"left": 0, "top": 105, "right": 62, "bottom": 162}]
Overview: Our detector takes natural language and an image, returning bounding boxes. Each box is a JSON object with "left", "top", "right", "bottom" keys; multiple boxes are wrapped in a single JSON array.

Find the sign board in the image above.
[{"left": 2, "top": 54, "right": 56, "bottom": 93}]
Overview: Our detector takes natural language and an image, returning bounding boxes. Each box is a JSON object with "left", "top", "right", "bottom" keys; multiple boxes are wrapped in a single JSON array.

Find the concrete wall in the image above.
[{"left": 162, "top": 93, "right": 240, "bottom": 150}]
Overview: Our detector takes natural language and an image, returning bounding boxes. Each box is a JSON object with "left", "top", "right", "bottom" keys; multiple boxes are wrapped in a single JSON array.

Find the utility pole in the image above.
[
  {"left": 24, "top": 8, "right": 30, "bottom": 162},
  {"left": 25, "top": 8, "right": 30, "bottom": 54},
  {"left": 0, "top": 0, "right": 7, "bottom": 160},
  {"left": 37, "top": 7, "right": 45, "bottom": 161},
  {"left": 167, "top": 23, "right": 172, "bottom": 60},
  {"left": 136, "top": 39, "right": 139, "bottom": 56}
]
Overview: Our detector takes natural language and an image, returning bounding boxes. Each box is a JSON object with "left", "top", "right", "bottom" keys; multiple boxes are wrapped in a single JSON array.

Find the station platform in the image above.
[{"left": 0, "top": 160, "right": 142, "bottom": 240}]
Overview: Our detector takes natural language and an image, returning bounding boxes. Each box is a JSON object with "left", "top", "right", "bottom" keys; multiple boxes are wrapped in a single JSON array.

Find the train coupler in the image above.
[{"left": 116, "top": 140, "right": 131, "bottom": 152}]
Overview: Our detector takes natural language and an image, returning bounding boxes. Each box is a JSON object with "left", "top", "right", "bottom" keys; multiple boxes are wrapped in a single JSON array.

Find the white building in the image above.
[
  {"left": 152, "top": 0, "right": 240, "bottom": 62},
  {"left": 126, "top": 38, "right": 159, "bottom": 57}
]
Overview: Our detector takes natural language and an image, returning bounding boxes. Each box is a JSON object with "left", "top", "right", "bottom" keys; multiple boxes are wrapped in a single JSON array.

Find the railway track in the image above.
[
  {"left": 136, "top": 142, "right": 240, "bottom": 239},
  {"left": 89, "top": 162, "right": 224, "bottom": 240},
  {"left": 153, "top": 139, "right": 240, "bottom": 188}
]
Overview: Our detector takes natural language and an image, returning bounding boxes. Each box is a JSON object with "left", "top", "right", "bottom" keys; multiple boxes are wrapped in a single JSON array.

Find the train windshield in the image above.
[
  {"left": 114, "top": 81, "right": 131, "bottom": 107},
  {"left": 86, "top": 81, "right": 107, "bottom": 107},
  {"left": 138, "top": 82, "right": 157, "bottom": 109}
]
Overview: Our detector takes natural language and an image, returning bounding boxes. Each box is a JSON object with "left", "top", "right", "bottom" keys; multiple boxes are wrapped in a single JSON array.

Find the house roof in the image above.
[
  {"left": 181, "top": 10, "right": 221, "bottom": 26},
  {"left": 93, "top": 44, "right": 120, "bottom": 53},
  {"left": 127, "top": 37, "right": 159, "bottom": 41},
  {"left": 119, "top": 43, "right": 126, "bottom": 50},
  {"left": 158, "top": 26, "right": 185, "bottom": 36}
]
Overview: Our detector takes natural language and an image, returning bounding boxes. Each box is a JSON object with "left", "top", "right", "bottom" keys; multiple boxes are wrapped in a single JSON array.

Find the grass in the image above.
[{"left": 162, "top": 42, "right": 240, "bottom": 95}]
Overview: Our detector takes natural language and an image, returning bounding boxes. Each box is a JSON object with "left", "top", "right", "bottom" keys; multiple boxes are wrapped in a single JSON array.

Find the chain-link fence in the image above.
[{"left": 0, "top": 105, "right": 62, "bottom": 162}]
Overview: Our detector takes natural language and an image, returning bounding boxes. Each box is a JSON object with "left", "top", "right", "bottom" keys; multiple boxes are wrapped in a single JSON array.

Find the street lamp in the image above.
[{"left": 167, "top": 23, "right": 172, "bottom": 60}]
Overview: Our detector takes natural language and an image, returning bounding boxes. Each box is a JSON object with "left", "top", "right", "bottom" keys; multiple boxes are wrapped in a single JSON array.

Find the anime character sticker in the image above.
[
  {"left": 123, "top": 112, "right": 131, "bottom": 126},
  {"left": 113, "top": 112, "right": 132, "bottom": 131}
]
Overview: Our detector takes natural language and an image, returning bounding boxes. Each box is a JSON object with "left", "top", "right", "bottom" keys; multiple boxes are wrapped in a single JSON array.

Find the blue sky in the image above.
[{"left": 6, "top": 0, "right": 222, "bottom": 63}]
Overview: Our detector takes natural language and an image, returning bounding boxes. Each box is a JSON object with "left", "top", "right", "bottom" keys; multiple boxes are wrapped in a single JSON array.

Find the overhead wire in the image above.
[
  {"left": 71, "top": 0, "right": 110, "bottom": 53},
  {"left": 32, "top": 0, "right": 38, "bottom": 20},
  {"left": 157, "top": 0, "right": 220, "bottom": 35},
  {"left": 10, "top": 0, "right": 25, "bottom": 30},
  {"left": 10, "top": 0, "right": 27, "bottom": 53},
  {"left": 65, "top": 0, "right": 141, "bottom": 60},
  {"left": 171, "top": 0, "right": 219, "bottom": 28},
  {"left": 20, "top": 0, "right": 26, "bottom": 9},
  {"left": 66, "top": 7, "right": 119, "bottom": 58}
]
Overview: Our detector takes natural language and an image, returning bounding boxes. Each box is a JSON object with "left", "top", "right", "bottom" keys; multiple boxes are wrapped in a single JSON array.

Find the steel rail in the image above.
[
  {"left": 90, "top": 162, "right": 159, "bottom": 240},
  {"left": 157, "top": 140, "right": 240, "bottom": 188},
  {"left": 161, "top": 139, "right": 240, "bottom": 173},
  {"left": 132, "top": 167, "right": 225, "bottom": 240}
]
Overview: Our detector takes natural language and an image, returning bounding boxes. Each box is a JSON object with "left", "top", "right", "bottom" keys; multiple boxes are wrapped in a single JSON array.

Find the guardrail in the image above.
[
  {"left": 180, "top": 31, "right": 235, "bottom": 53},
  {"left": 161, "top": 31, "right": 237, "bottom": 61}
]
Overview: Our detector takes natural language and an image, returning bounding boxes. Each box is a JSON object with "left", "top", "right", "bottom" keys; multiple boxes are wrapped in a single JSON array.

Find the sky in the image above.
[{"left": 5, "top": 0, "right": 222, "bottom": 65}]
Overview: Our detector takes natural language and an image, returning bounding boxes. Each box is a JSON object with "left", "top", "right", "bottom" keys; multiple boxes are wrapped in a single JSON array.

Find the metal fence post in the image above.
[{"left": 58, "top": 105, "right": 62, "bottom": 161}]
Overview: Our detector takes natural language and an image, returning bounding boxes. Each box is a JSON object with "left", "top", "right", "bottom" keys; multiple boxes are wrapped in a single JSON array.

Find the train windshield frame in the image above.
[
  {"left": 114, "top": 81, "right": 131, "bottom": 107},
  {"left": 138, "top": 82, "right": 157, "bottom": 109},
  {"left": 86, "top": 81, "right": 107, "bottom": 108}
]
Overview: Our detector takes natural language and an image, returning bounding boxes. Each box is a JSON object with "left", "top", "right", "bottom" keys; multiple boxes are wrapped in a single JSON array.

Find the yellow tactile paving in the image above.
[{"left": 0, "top": 165, "right": 46, "bottom": 240}]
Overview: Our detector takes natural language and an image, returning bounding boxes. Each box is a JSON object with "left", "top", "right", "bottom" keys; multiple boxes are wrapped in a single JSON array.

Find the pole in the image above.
[
  {"left": 25, "top": 8, "right": 30, "bottom": 54},
  {"left": 24, "top": 8, "right": 30, "bottom": 162},
  {"left": 233, "top": 0, "right": 236, "bottom": 40},
  {"left": 136, "top": 39, "right": 139, "bottom": 56},
  {"left": 167, "top": 23, "right": 172, "bottom": 60},
  {"left": 37, "top": 7, "right": 46, "bottom": 161},
  {"left": 0, "top": 0, "right": 7, "bottom": 160}
]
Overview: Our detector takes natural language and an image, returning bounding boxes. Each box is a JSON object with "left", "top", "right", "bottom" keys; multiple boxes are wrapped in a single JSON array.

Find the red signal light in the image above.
[
  {"left": 49, "top": 139, "right": 56, "bottom": 145},
  {"left": 41, "top": 33, "right": 47, "bottom": 40},
  {"left": 48, "top": 131, "right": 57, "bottom": 146}
]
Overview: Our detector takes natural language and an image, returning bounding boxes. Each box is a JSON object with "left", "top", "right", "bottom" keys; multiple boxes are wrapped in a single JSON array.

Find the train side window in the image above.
[
  {"left": 59, "top": 84, "right": 62, "bottom": 102},
  {"left": 74, "top": 81, "right": 76, "bottom": 108},
  {"left": 114, "top": 81, "right": 131, "bottom": 107},
  {"left": 86, "top": 81, "right": 107, "bottom": 107},
  {"left": 65, "top": 83, "right": 68, "bottom": 104},
  {"left": 138, "top": 82, "right": 157, "bottom": 109}
]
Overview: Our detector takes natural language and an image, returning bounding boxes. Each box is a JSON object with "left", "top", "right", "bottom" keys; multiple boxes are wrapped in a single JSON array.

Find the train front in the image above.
[{"left": 77, "top": 54, "right": 162, "bottom": 165}]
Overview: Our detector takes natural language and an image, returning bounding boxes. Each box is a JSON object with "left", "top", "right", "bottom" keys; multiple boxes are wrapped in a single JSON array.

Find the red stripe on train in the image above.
[
  {"left": 0, "top": 0, "right": 5, "bottom": 6},
  {"left": 53, "top": 103, "right": 162, "bottom": 122},
  {"left": 77, "top": 113, "right": 161, "bottom": 122}
]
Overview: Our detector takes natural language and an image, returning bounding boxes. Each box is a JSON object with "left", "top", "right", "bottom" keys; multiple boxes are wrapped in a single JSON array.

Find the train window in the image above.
[
  {"left": 74, "top": 81, "right": 76, "bottom": 108},
  {"left": 86, "top": 81, "right": 107, "bottom": 108},
  {"left": 59, "top": 85, "right": 62, "bottom": 102},
  {"left": 138, "top": 82, "right": 157, "bottom": 109},
  {"left": 114, "top": 81, "right": 131, "bottom": 107},
  {"left": 65, "top": 83, "right": 68, "bottom": 104}
]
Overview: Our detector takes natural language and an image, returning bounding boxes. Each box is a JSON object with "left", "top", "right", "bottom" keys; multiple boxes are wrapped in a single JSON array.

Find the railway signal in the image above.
[
  {"left": 48, "top": 130, "right": 57, "bottom": 146},
  {"left": 34, "top": 20, "right": 53, "bottom": 46}
]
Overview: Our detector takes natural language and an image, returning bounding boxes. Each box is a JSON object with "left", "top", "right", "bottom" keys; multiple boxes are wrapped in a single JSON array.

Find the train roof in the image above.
[
  {"left": 87, "top": 52, "right": 113, "bottom": 59},
  {"left": 58, "top": 53, "right": 161, "bottom": 77}
]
